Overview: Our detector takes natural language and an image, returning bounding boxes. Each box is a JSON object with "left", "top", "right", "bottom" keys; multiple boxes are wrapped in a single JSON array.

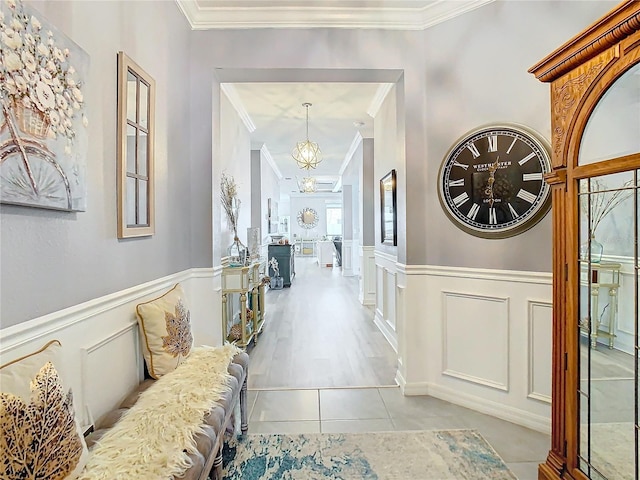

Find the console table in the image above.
[
  {"left": 221, "top": 261, "right": 266, "bottom": 347},
  {"left": 579, "top": 261, "right": 621, "bottom": 349}
]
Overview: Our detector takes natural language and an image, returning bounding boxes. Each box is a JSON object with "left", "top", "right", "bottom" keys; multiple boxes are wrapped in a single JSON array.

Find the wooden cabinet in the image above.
[
  {"left": 529, "top": 3, "right": 640, "bottom": 479},
  {"left": 268, "top": 244, "right": 295, "bottom": 287},
  {"left": 221, "top": 262, "right": 266, "bottom": 347}
]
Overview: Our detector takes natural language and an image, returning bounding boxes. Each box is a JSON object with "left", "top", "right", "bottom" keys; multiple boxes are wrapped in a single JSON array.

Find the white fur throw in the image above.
[{"left": 78, "top": 344, "right": 241, "bottom": 480}]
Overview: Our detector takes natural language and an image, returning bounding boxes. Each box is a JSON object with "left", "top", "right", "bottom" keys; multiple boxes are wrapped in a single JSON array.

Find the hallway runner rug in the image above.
[{"left": 221, "top": 430, "right": 516, "bottom": 479}]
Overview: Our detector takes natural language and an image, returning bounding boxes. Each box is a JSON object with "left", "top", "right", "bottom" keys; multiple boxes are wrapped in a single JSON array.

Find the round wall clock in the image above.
[{"left": 438, "top": 124, "right": 551, "bottom": 238}]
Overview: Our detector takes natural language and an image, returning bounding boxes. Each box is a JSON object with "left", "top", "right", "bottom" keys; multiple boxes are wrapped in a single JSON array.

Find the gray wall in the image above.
[
  {"left": 219, "top": 94, "right": 251, "bottom": 246},
  {"left": 1, "top": 0, "right": 194, "bottom": 328},
  {"left": 260, "top": 154, "right": 281, "bottom": 243},
  {"left": 190, "top": 1, "right": 613, "bottom": 271},
  {"left": 1, "top": 0, "right": 617, "bottom": 328}
]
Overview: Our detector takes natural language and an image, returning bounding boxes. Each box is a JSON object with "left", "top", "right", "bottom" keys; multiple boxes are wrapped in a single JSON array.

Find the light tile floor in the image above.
[{"left": 247, "top": 387, "right": 550, "bottom": 480}]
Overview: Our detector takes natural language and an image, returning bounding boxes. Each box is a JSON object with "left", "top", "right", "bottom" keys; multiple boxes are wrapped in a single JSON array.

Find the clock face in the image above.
[{"left": 438, "top": 124, "right": 551, "bottom": 238}]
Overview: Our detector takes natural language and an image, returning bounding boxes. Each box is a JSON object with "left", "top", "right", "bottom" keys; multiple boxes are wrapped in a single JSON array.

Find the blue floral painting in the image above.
[{"left": 0, "top": 0, "right": 89, "bottom": 211}]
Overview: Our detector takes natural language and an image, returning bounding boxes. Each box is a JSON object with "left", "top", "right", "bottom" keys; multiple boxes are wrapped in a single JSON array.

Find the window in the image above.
[
  {"left": 326, "top": 205, "right": 342, "bottom": 236},
  {"left": 117, "top": 52, "right": 155, "bottom": 238}
]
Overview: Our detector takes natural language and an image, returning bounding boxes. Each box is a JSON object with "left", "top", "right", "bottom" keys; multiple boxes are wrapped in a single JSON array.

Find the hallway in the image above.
[
  {"left": 245, "top": 255, "right": 550, "bottom": 479},
  {"left": 248, "top": 256, "right": 397, "bottom": 389}
]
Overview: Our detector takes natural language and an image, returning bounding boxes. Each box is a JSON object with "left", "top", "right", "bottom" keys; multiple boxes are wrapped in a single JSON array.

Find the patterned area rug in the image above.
[{"left": 222, "top": 430, "right": 516, "bottom": 479}]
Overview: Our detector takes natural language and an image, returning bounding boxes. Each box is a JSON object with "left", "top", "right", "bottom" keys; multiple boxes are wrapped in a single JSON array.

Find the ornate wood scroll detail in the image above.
[{"left": 549, "top": 48, "right": 616, "bottom": 167}]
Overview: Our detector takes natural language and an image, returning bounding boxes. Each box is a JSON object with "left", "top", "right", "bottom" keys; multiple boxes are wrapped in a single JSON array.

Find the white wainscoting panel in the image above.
[
  {"left": 81, "top": 322, "right": 141, "bottom": 426},
  {"left": 342, "top": 239, "right": 354, "bottom": 276},
  {"left": 0, "top": 268, "right": 219, "bottom": 427},
  {"left": 442, "top": 291, "right": 510, "bottom": 391},
  {"left": 528, "top": 300, "right": 552, "bottom": 404},
  {"left": 602, "top": 255, "right": 634, "bottom": 354},
  {"left": 396, "top": 264, "right": 552, "bottom": 433},
  {"left": 359, "top": 246, "right": 376, "bottom": 306},
  {"left": 374, "top": 251, "right": 398, "bottom": 351}
]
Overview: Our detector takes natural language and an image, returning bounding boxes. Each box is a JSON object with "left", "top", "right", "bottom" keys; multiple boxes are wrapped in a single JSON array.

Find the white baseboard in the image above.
[
  {"left": 398, "top": 374, "right": 550, "bottom": 434},
  {"left": 374, "top": 309, "right": 398, "bottom": 353}
]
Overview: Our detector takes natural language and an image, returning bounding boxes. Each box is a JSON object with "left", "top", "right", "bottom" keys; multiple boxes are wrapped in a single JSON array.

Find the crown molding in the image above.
[
  {"left": 220, "top": 83, "right": 256, "bottom": 133},
  {"left": 176, "top": 0, "right": 496, "bottom": 30},
  {"left": 260, "top": 144, "right": 283, "bottom": 180},
  {"left": 339, "top": 131, "right": 363, "bottom": 176}
]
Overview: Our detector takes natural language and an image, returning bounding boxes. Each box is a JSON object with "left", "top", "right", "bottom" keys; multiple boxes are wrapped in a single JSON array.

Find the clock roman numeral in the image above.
[
  {"left": 448, "top": 179, "right": 464, "bottom": 187},
  {"left": 467, "top": 203, "right": 480, "bottom": 220},
  {"left": 506, "top": 137, "right": 518, "bottom": 154},
  {"left": 453, "top": 162, "right": 469, "bottom": 170},
  {"left": 467, "top": 142, "right": 480, "bottom": 159},
  {"left": 517, "top": 189, "right": 538, "bottom": 204},
  {"left": 522, "top": 172, "right": 543, "bottom": 181},
  {"left": 489, "top": 208, "right": 497, "bottom": 225},
  {"left": 487, "top": 135, "right": 498, "bottom": 152},
  {"left": 518, "top": 152, "right": 537, "bottom": 166},
  {"left": 508, "top": 203, "right": 518, "bottom": 219},
  {"left": 452, "top": 192, "right": 470, "bottom": 207}
]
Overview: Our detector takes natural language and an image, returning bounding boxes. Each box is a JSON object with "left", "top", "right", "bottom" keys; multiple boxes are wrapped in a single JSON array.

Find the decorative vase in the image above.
[
  {"left": 228, "top": 236, "right": 247, "bottom": 266},
  {"left": 580, "top": 235, "right": 603, "bottom": 263}
]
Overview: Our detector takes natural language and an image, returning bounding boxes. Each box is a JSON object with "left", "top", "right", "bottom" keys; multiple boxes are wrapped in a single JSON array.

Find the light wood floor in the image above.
[{"left": 248, "top": 256, "right": 398, "bottom": 389}]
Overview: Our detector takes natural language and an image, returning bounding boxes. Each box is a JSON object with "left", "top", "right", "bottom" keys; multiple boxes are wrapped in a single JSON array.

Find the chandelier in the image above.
[
  {"left": 292, "top": 102, "right": 322, "bottom": 170},
  {"left": 301, "top": 177, "right": 317, "bottom": 193}
]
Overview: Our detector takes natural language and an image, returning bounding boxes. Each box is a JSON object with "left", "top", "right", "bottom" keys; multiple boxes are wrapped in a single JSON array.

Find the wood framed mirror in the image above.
[{"left": 117, "top": 52, "right": 155, "bottom": 238}]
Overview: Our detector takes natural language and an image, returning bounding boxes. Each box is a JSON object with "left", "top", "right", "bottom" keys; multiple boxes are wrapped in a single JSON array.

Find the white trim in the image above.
[
  {"left": 339, "top": 132, "right": 363, "bottom": 176},
  {"left": 359, "top": 246, "right": 376, "bottom": 306},
  {"left": 374, "top": 249, "right": 398, "bottom": 266},
  {"left": 261, "top": 144, "right": 283, "bottom": 180},
  {"left": 176, "top": 0, "right": 496, "bottom": 31},
  {"left": 400, "top": 263, "right": 552, "bottom": 285},
  {"left": 527, "top": 300, "right": 553, "bottom": 404},
  {"left": 220, "top": 83, "right": 256, "bottom": 133},
  {"left": 441, "top": 290, "right": 510, "bottom": 392},
  {"left": 341, "top": 240, "right": 354, "bottom": 276},
  {"left": 0, "top": 268, "right": 200, "bottom": 352},
  {"left": 404, "top": 381, "right": 551, "bottom": 434},
  {"left": 367, "top": 83, "right": 394, "bottom": 118},
  {"left": 81, "top": 322, "right": 140, "bottom": 424},
  {"left": 374, "top": 310, "right": 398, "bottom": 353}
]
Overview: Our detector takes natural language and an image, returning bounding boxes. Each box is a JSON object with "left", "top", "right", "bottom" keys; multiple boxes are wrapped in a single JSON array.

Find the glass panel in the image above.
[
  {"left": 126, "top": 70, "right": 137, "bottom": 123},
  {"left": 126, "top": 176, "right": 136, "bottom": 226},
  {"left": 138, "top": 131, "right": 147, "bottom": 176},
  {"left": 126, "top": 125, "right": 136, "bottom": 174},
  {"left": 138, "top": 180, "right": 148, "bottom": 225},
  {"left": 578, "top": 171, "right": 637, "bottom": 480},
  {"left": 579, "top": 389, "right": 590, "bottom": 472},
  {"left": 579, "top": 63, "right": 640, "bottom": 165},
  {"left": 139, "top": 81, "right": 149, "bottom": 129}
]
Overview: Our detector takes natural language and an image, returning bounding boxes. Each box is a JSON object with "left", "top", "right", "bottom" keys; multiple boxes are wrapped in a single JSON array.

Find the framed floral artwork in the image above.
[{"left": 0, "top": 0, "right": 90, "bottom": 211}]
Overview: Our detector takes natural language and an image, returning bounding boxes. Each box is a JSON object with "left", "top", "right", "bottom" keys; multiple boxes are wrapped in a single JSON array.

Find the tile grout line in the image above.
[{"left": 317, "top": 389, "right": 323, "bottom": 433}]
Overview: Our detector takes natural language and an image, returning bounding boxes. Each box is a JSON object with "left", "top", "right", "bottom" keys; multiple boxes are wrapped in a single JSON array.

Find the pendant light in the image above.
[{"left": 292, "top": 102, "right": 322, "bottom": 170}]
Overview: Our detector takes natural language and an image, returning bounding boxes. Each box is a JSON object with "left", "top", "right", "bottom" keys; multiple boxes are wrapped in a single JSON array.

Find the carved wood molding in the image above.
[
  {"left": 529, "top": 2, "right": 640, "bottom": 82},
  {"left": 549, "top": 49, "right": 616, "bottom": 163},
  {"left": 544, "top": 169, "right": 567, "bottom": 187}
]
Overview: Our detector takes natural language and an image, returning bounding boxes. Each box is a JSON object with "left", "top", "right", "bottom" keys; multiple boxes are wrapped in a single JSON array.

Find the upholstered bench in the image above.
[{"left": 84, "top": 350, "right": 249, "bottom": 480}]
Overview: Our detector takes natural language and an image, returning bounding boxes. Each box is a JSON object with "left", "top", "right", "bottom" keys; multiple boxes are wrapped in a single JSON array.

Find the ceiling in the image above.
[
  {"left": 186, "top": 0, "right": 495, "bottom": 197},
  {"left": 176, "top": 0, "right": 495, "bottom": 30},
  {"left": 224, "top": 82, "right": 386, "bottom": 195}
]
